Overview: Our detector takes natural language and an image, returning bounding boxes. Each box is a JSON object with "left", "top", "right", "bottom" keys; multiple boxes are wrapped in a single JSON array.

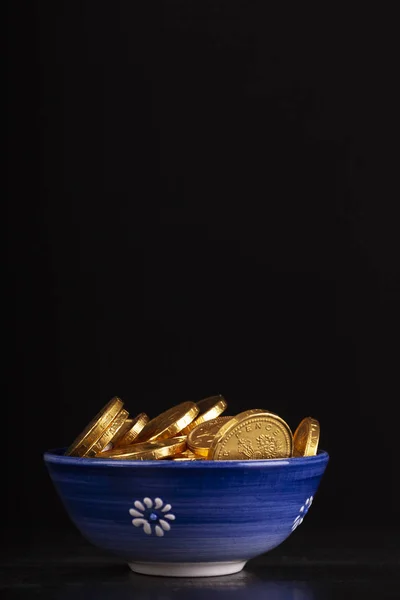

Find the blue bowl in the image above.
[{"left": 44, "top": 448, "right": 329, "bottom": 577}]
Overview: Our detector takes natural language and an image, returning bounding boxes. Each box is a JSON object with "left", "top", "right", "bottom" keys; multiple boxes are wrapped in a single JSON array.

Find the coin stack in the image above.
[{"left": 65, "top": 395, "right": 320, "bottom": 461}]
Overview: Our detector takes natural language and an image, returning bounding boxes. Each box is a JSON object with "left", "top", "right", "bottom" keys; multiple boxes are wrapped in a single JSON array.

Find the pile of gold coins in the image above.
[{"left": 65, "top": 395, "right": 320, "bottom": 460}]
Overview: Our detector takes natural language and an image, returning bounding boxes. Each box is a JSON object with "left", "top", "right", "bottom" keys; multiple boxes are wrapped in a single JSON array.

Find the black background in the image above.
[{"left": 7, "top": 0, "right": 400, "bottom": 548}]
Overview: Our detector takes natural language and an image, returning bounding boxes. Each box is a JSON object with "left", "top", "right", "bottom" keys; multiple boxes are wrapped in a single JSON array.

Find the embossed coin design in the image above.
[
  {"left": 180, "top": 395, "right": 228, "bottom": 434},
  {"left": 84, "top": 408, "right": 129, "bottom": 457},
  {"left": 208, "top": 410, "right": 293, "bottom": 460},
  {"left": 187, "top": 416, "right": 234, "bottom": 457},
  {"left": 113, "top": 413, "right": 150, "bottom": 448},
  {"left": 293, "top": 417, "right": 320, "bottom": 457},
  {"left": 65, "top": 397, "right": 124, "bottom": 457},
  {"left": 98, "top": 437, "right": 187, "bottom": 460},
  {"left": 105, "top": 418, "right": 134, "bottom": 449},
  {"left": 134, "top": 402, "right": 199, "bottom": 443}
]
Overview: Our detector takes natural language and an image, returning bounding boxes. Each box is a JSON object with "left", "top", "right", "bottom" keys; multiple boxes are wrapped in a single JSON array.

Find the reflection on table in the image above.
[{"left": 56, "top": 569, "right": 314, "bottom": 600}]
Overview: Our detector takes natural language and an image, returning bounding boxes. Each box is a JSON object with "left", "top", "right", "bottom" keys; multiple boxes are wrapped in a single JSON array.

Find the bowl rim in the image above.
[{"left": 43, "top": 447, "right": 329, "bottom": 468}]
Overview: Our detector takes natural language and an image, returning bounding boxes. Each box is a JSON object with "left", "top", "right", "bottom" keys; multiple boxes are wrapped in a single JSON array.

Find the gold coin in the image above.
[
  {"left": 83, "top": 409, "right": 129, "bottom": 457},
  {"left": 293, "top": 417, "right": 320, "bottom": 457},
  {"left": 170, "top": 449, "right": 201, "bottom": 461},
  {"left": 97, "top": 436, "right": 187, "bottom": 460},
  {"left": 112, "top": 413, "right": 150, "bottom": 448},
  {"left": 208, "top": 410, "right": 293, "bottom": 460},
  {"left": 65, "top": 397, "right": 124, "bottom": 457},
  {"left": 103, "top": 419, "right": 132, "bottom": 449},
  {"left": 180, "top": 395, "right": 228, "bottom": 434},
  {"left": 134, "top": 401, "right": 199, "bottom": 443},
  {"left": 187, "top": 416, "right": 234, "bottom": 457}
]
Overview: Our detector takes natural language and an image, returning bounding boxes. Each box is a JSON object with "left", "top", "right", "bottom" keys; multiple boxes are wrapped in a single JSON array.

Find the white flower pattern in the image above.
[
  {"left": 292, "top": 496, "right": 313, "bottom": 531},
  {"left": 129, "top": 497, "right": 175, "bottom": 537}
]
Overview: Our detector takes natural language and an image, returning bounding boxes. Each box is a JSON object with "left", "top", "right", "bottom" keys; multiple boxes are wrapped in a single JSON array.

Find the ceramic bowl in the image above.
[{"left": 44, "top": 449, "right": 329, "bottom": 577}]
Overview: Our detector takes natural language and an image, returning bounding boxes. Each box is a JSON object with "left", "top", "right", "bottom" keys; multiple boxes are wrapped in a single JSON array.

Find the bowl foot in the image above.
[{"left": 128, "top": 560, "right": 247, "bottom": 577}]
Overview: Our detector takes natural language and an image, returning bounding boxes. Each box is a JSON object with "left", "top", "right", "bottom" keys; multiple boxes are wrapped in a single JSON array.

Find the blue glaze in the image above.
[{"left": 44, "top": 448, "right": 329, "bottom": 564}]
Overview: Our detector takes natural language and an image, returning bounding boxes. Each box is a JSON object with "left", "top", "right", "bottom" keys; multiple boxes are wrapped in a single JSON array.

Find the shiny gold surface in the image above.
[
  {"left": 208, "top": 410, "right": 293, "bottom": 460},
  {"left": 64, "top": 397, "right": 320, "bottom": 461},
  {"left": 65, "top": 397, "right": 124, "bottom": 457},
  {"left": 134, "top": 402, "right": 199, "bottom": 443},
  {"left": 97, "top": 436, "right": 187, "bottom": 460},
  {"left": 105, "top": 418, "right": 133, "bottom": 448},
  {"left": 293, "top": 417, "right": 320, "bottom": 457},
  {"left": 187, "top": 416, "right": 234, "bottom": 457},
  {"left": 113, "top": 413, "right": 149, "bottom": 447},
  {"left": 84, "top": 409, "right": 129, "bottom": 457},
  {"left": 180, "top": 395, "right": 228, "bottom": 434},
  {"left": 170, "top": 449, "right": 202, "bottom": 461}
]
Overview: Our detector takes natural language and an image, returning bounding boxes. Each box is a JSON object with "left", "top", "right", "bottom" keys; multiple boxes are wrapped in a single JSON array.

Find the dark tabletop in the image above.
[{"left": 2, "top": 527, "right": 399, "bottom": 599}]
